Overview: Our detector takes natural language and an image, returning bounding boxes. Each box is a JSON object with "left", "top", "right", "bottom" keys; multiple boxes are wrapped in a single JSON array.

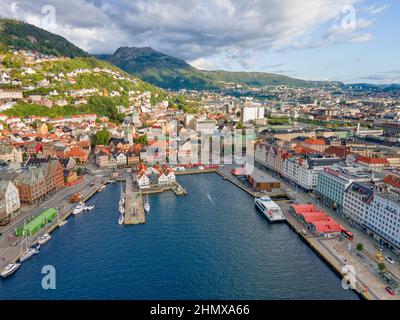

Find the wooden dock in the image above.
[{"left": 124, "top": 176, "right": 145, "bottom": 225}]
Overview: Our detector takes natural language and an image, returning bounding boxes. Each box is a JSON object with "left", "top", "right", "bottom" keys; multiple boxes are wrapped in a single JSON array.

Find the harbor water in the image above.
[{"left": 0, "top": 174, "right": 358, "bottom": 299}]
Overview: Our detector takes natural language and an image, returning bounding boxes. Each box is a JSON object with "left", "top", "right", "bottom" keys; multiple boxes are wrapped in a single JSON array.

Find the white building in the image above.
[
  {"left": 115, "top": 153, "right": 127, "bottom": 167},
  {"left": 0, "top": 89, "right": 23, "bottom": 100},
  {"left": 137, "top": 174, "right": 150, "bottom": 188},
  {"left": 364, "top": 193, "right": 400, "bottom": 249},
  {"left": 158, "top": 173, "right": 169, "bottom": 185},
  {"left": 343, "top": 183, "right": 374, "bottom": 227},
  {"left": 343, "top": 182, "right": 400, "bottom": 250},
  {"left": 0, "top": 180, "right": 21, "bottom": 223},
  {"left": 241, "top": 106, "right": 265, "bottom": 123}
]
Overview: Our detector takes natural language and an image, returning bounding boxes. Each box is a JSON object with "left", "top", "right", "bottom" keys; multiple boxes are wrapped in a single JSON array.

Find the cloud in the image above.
[
  {"left": 0, "top": 0, "right": 384, "bottom": 67},
  {"left": 350, "top": 70, "right": 400, "bottom": 84}
]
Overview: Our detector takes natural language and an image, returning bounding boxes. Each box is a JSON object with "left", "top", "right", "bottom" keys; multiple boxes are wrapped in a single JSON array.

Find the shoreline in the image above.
[{"left": 3, "top": 171, "right": 371, "bottom": 300}]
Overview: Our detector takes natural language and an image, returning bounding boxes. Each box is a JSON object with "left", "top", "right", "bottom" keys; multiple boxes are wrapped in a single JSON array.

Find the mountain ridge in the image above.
[
  {"left": 98, "top": 46, "right": 341, "bottom": 90},
  {"left": 0, "top": 18, "right": 89, "bottom": 58}
]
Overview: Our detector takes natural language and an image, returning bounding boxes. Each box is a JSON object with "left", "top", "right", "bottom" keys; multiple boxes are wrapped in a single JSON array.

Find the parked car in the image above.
[
  {"left": 385, "top": 256, "right": 395, "bottom": 264},
  {"left": 385, "top": 286, "right": 396, "bottom": 296}
]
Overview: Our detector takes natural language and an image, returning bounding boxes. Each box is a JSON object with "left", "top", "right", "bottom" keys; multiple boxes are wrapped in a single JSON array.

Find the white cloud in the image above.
[{"left": 0, "top": 0, "right": 382, "bottom": 61}]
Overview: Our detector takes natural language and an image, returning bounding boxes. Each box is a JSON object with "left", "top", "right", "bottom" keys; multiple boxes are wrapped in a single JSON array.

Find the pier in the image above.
[
  {"left": 140, "top": 182, "right": 187, "bottom": 196},
  {"left": 279, "top": 201, "right": 395, "bottom": 300},
  {"left": 216, "top": 167, "right": 288, "bottom": 199},
  {"left": 4, "top": 178, "right": 107, "bottom": 267},
  {"left": 124, "top": 176, "right": 145, "bottom": 225}
]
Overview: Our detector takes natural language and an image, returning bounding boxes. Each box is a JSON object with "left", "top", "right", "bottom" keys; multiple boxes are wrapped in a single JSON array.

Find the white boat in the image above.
[
  {"left": 19, "top": 224, "right": 36, "bottom": 262},
  {"left": 118, "top": 213, "right": 125, "bottom": 225},
  {"left": 1, "top": 263, "right": 20, "bottom": 278},
  {"left": 57, "top": 210, "right": 67, "bottom": 227},
  {"left": 73, "top": 202, "right": 85, "bottom": 215},
  {"left": 119, "top": 205, "right": 125, "bottom": 214},
  {"left": 34, "top": 245, "right": 40, "bottom": 254},
  {"left": 38, "top": 233, "right": 51, "bottom": 245},
  {"left": 58, "top": 220, "right": 67, "bottom": 227},
  {"left": 19, "top": 248, "right": 36, "bottom": 262},
  {"left": 144, "top": 193, "right": 150, "bottom": 213},
  {"left": 84, "top": 205, "right": 95, "bottom": 211},
  {"left": 98, "top": 185, "right": 106, "bottom": 192},
  {"left": 255, "top": 197, "right": 286, "bottom": 223}
]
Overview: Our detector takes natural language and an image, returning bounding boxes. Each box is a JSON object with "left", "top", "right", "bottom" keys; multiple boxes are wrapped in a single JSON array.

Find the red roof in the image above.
[
  {"left": 311, "top": 220, "right": 344, "bottom": 234},
  {"left": 384, "top": 174, "right": 400, "bottom": 189},
  {"left": 291, "top": 204, "right": 317, "bottom": 214},
  {"left": 304, "top": 138, "right": 325, "bottom": 145},
  {"left": 324, "top": 146, "right": 351, "bottom": 158},
  {"left": 355, "top": 156, "right": 388, "bottom": 165},
  {"left": 66, "top": 147, "right": 86, "bottom": 158},
  {"left": 299, "top": 211, "right": 331, "bottom": 223}
]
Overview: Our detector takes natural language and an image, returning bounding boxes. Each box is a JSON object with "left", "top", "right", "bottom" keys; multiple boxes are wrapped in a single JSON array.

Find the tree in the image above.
[
  {"left": 76, "top": 167, "right": 83, "bottom": 176},
  {"left": 92, "top": 129, "right": 110, "bottom": 146},
  {"left": 378, "top": 262, "right": 386, "bottom": 272},
  {"left": 136, "top": 135, "right": 148, "bottom": 145},
  {"left": 356, "top": 243, "right": 364, "bottom": 252}
]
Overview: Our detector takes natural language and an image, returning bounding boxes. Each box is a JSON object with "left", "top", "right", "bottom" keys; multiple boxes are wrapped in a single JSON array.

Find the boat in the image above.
[
  {"left": 98, "top": 185, "right": 106, "bottom": 192},
  {"left": 84, "top": 205, "right": 95, "bottom": 211},
  {"left": 38, "top": 233, "right": 51, "bottom": 245},
  {"left": 119, "top": 205, "right": 125, "bottom": 214},
  {"left": 255, "top": 197, "right": 286, "bottom": 223},
  {"left": 34, "top": 244, "right": 40, "bottom": 254},
  {"left": 144, "top": 193, "right": 150, "bottom": 213},
  {"left": 73, "top": 202, "right": 85, "bottom": 215},
  {"left": 118, "top": 213, "right": 125, "bottom": 225},
  {"left": 19, "top": 248, "right": 36, "bottom": 262},
  {"left": 57, "top": 210, "right": 67, "bottom": 227},
  {"left": 19, "top": 223, "right": 36, "bottom": 262},
  {"left": 1, "top": 263, "right": 20, "bottom": 279},
  {"left": 58, "top": 220, "right": 67, "bottom": 227}
]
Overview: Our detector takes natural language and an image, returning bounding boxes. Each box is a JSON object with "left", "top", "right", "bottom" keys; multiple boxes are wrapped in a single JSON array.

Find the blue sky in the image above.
[{"left": 1, "top": 0, "right": 398, "bottom": 84}]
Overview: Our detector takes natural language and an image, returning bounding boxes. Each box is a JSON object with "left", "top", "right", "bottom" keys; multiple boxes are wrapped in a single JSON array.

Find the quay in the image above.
[
  {"left": 6, "top": 178, "right": 108, "bottom": 266},
  {"left": 281, "top": 208, "right": 370, "bottom": 300},
  {"left": 216, "top": 167, "right": 288, "bottom": 199},
  {"left": 124, "top": 175, "right": 145, "bottom": 225},
  {"left": 174, "top": 168, "right": 218, "bottom": 176},
  {"left": 140, "top": 182, "right": 187, "bottom": 196}
]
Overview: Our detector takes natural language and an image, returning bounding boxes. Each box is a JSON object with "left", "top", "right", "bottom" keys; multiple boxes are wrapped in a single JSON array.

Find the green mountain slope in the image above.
[
  {"left": 99, "top": 47, "right": 337, "bottom": 90},
  {"left": 98, "top": 47, "right": 220, "bottom": 90},
  {"left": 0, "top": 19, "right": 89, "bottom": 58}
]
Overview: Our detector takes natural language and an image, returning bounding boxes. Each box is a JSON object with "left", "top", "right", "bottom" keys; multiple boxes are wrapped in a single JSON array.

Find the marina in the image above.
[{"left": 0, "top": 174, "right": 358, "bottom": 300}]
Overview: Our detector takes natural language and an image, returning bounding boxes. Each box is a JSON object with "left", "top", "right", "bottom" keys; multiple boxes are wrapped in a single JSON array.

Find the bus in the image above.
[{"left": 341, "top": 230, "right": 354, "bottom": 241}]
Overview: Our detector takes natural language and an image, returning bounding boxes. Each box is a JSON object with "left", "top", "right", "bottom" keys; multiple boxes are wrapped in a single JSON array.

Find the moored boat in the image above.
[
  {"left": 38, "top": 233, "right": 51, "bottom": 245},
  {"left": 1, "top": 263, "right": 20, "bottom": 279},
  {"left": 19, "top": 248, "right": 36, "bottom": 262},
  {"left": 255, "top": 196, "right": 286, "bottom": 223},
  {"left": 73, "top": 202, "right": 85, "bottom": 215},
  {"left": 58, "top": 220, "right": 67, "bottom": 227},
  {"left": 118, "top": 213, "right": 125, "bottom": 225}
]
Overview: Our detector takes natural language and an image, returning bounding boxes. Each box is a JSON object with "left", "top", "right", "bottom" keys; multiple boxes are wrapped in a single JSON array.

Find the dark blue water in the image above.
[{"left": 0, "top": 174, "right": 358, "bottom": 299}]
